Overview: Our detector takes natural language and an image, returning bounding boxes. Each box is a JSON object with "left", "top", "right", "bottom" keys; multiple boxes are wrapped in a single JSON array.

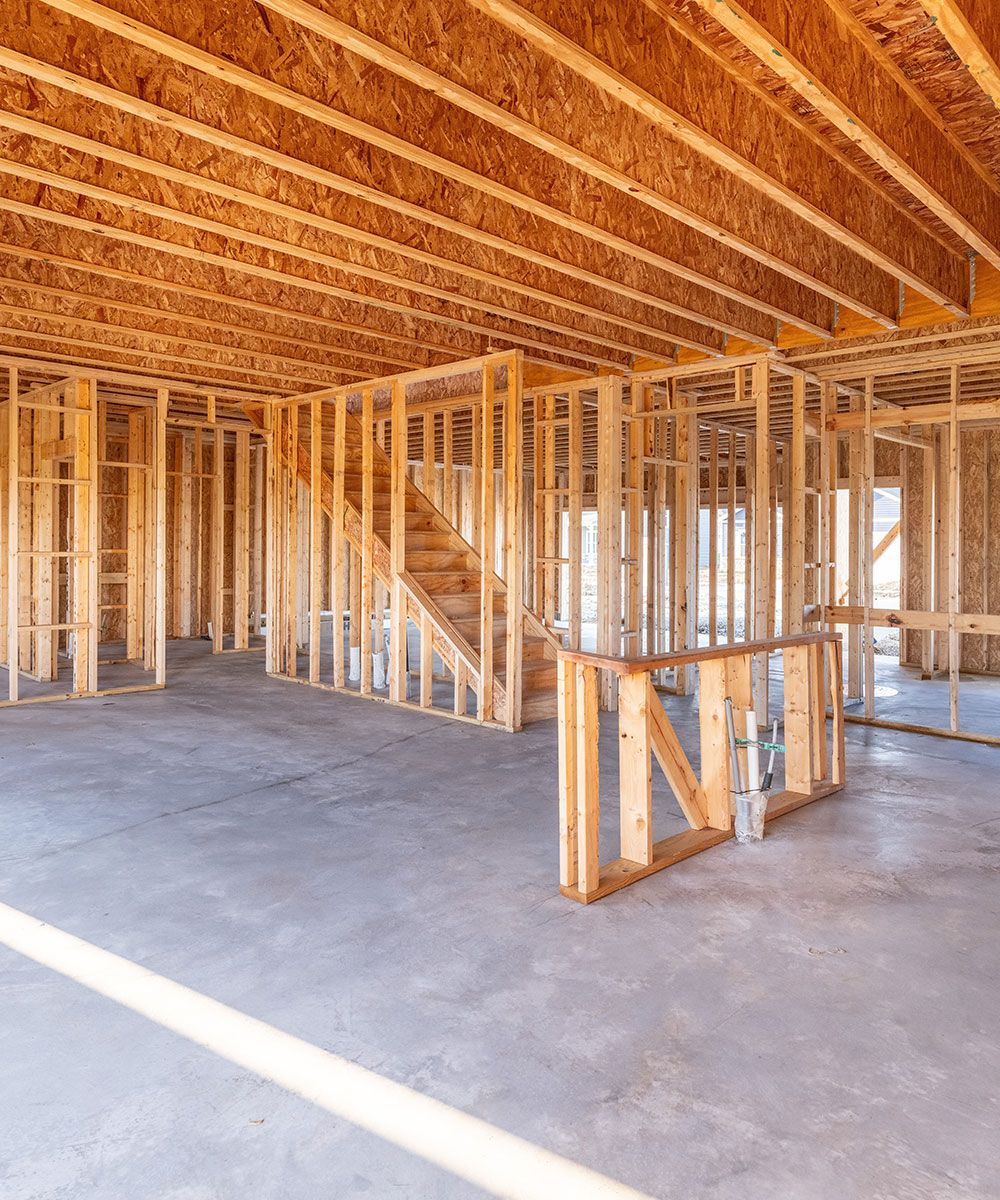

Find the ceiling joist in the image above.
[{"left": 695, "top": 0, "right": 1000, "bottom": 274}]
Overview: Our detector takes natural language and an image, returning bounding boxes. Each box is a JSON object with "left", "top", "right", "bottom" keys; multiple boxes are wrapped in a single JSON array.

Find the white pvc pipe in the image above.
[
  {"left": 744, "top": 709, "right": 760, "bottom": 792},
  {"left": 0, "top": 902, "right": 652, "bottom": 1200}
]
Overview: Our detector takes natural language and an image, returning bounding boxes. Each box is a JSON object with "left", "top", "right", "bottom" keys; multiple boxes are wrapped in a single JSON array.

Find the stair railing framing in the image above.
[{"left": 266, "top": 351, "right": 529, "bottom": 731}]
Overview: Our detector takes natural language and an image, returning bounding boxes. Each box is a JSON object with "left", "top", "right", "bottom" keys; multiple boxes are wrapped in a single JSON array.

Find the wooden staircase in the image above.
[
  {"left": 340, "top": 413, "right": 559, "bottom": 726},
  {"left": 269, "top": 403, "right": 560, "bottom": 727}
]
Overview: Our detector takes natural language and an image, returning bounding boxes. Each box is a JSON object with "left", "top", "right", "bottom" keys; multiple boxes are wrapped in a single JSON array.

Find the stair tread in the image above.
[{"left": 311, "top": 410, "right": 563, "bottom": 725}]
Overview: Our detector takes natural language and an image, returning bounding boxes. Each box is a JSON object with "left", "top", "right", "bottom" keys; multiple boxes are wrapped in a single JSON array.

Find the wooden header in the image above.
[{"left": 557, "top": 630, "right": 840, "bottom": 675}]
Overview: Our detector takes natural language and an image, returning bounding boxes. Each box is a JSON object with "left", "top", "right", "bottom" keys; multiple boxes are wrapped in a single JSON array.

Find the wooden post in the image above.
[
  {"left": 264, "top": 403, "right": 277, "bottom": 674},
  {"left": 0, "top": 372, "right": 8, "bottom": 685},
  {"left": 744, "top": 430, "right": 754, "bottom": 644},
  {"left": 618, "top": 671, "right": 652, "bottom": 865},
  {"left": 698, "top": 657, "right": 732, "bottom": 830},
  {"left": 708, "top": 427, "right": 718, "bottom": 645},
  {"left": 921, "top": 427, "right": 936, "bottom": 678},
  {"left": 126, "top": 411, "right": 145, "bottom": 661},
  {"left": 788, "top": 374, "right": 806, "bottom": 635},
  {"left": 442, "top": 410, "right": 454, "bottom": 524},
  {"left": 308, "top": 398, "right": 322, "bottom": 683},
  {"left": 769, "top": 439, "right": 778, "bottom": 639},
  {"left": 286, "top": 406, "right": 299, "bottom": 676},
  {"left": 418, "top": 410, "right": 434, "bottom": 707},
  {"left": 179, "top": 433, "right": 194, "bottom": 638},
  {"left": 389, "top": 380, "right": 407, "bottom": 704},
  {"left": 752, "top": 358, "right": 770, "bottom": 723},
  {"left": 727, "top": 431, "right": 736, "bottom": 640},
  {"left": 783, "top": 644, "right": 813, "bottom": 793},
  {"left": 478, "top": 368, "right": 495, "bottom": 722},
  {"left": 672, "top": 397, "right": 698, "bottom": 695},
  {"left": 828, "top": 638, "right": 846, "bottom": 786},
  {"left": 71, "top": 378, "right": 93, "bottom": 694},
  {"left": 809, "top": 639, "right": 829, "bottom": 781},
  {"left": 86, "top": 378, "right": 99, "bottom": 693},
  {"left": 568, "top": 387, "right": 583, "bottom": 650},
  {"left": 847, "top": 396, "right": 862, "bottom": 698},
  {"left": 597, "top": 376, "right": 623, "bottom": 709},
  {"left": 362, "top": 390, "right": 375, "bottom": 696},
  {"left": 6, "top": 368, "right": 18, "bottom": 701},
  {"left": 193, "top": 427, "right": 204, "bottom": 638},
  {"left": 504, "top": 352, "right": 524, "bottom": 732},
  {"left": 34, "top": 400, "right": 55, "bottom": 681},
  {"left": 556, "top": 656, "right": 578, "bottom": 888},
  {"left": 251, "top": 443, "right": 263, "bottom": 638},
  {"left": 332, "top": 396, "right": 346, "bottom": 688},
  {"left": 532, "top": 393, "right": 543, "bottom": 613},
  {"left": 542, "top": 392, "right": 555, "bottom": 625},
  {"left": 154, "top": 387, "right": 167, "bottom": 686},
  {"left": 948, "top": 366, "right": 960, "bottom": 730},
  {"left": 863, "top": 377, "right": 876, "bottom": 718},
  {"left": 234, "top": 430, "right": 250, "bottom": 651},
  {"left": 211, "top": 418, "right": 224, "bottom": 654},
  {"left": 625, "top": 387, "right": 642, "bottom": 659},
  {"left": 576, "top": 662, "right": 600, "bottom": 897}
]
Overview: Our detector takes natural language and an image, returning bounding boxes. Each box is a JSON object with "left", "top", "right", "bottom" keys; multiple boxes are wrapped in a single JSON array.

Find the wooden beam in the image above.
[
  {"left": 0, "top": 240, "right": 443, "bottom": 368},
  {"left": 0, "top": 47, "right": 762, "bottom": 351},
  {"left": 0, "top": 278, "right": 417, "bottom": 381},
  {"left": 38, "top": 0, "right": 832, "bottom": 342},
  {"left": 697, "top": 0, "right": 1000, "bottom": 276},
  {"left": 0, "top": 161, "right": 624, "bottom": 372},
  {"left": 647, "top": 678, "right": 709, "bottom": 829},
  {"left": 0, "top": 105, "right": 723, "bottom": 359},
  {"left": 828, "top": 397, "right": 1000, "bottom": 431},
  {"left": 469, "top": 0, "right": 964, "bottom": 316},
  {"left": 918, "top": 0, "right": 1000, "bottom": 113}
]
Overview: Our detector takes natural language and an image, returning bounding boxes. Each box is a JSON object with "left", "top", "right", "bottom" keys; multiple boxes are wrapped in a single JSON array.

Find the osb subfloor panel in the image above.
[{"left": 1, "top": 640, "right": 998, "bottom": 1199}]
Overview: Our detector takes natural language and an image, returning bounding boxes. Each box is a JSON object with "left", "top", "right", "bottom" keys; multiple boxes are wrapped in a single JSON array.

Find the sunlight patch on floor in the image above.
[{"left": 0, "top": 903, "right": 651, "bottom": 1200}]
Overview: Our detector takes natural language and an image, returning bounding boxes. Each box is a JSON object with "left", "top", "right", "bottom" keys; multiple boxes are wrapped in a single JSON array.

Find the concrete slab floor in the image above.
[{"left": 1, "top": 640, "right": 998, "bottom": 1199}]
